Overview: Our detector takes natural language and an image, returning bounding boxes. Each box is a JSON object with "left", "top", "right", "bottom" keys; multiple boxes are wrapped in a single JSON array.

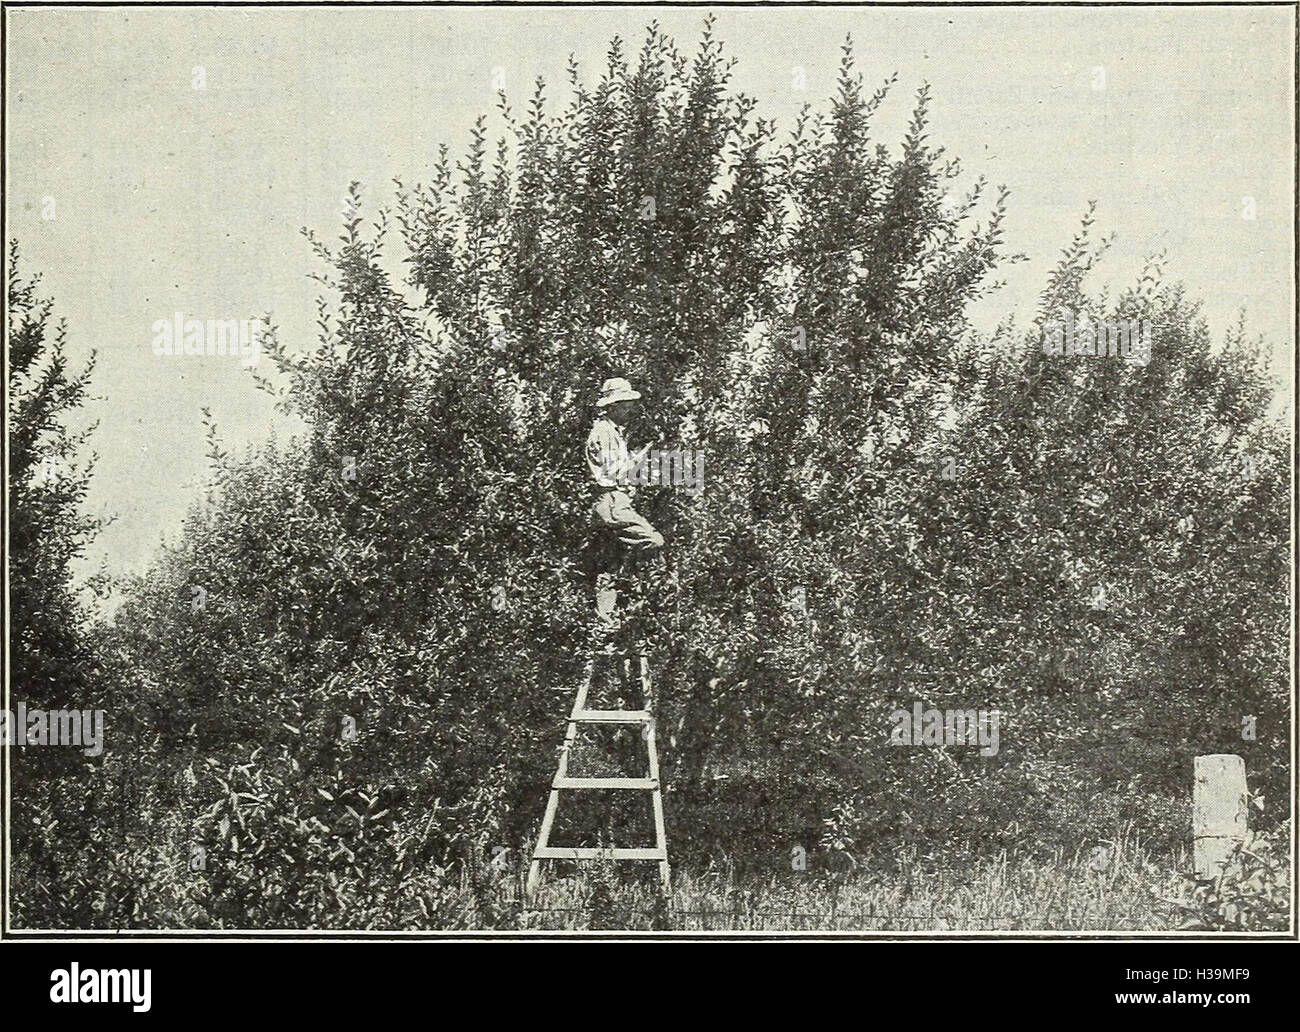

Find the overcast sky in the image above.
[{"left": 6, "top": 4, "right": 1294, "bottom": 593}]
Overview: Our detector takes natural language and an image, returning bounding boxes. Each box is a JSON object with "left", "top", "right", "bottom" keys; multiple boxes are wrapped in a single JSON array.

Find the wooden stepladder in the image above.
[{"left": 527, "top": 648, "right": 670, "bottom": 896}]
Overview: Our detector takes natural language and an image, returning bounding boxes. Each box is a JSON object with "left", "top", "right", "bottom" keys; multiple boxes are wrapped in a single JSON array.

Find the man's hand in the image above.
[{"left": 629, "top": 444, "right": 655, "bottom": 485}]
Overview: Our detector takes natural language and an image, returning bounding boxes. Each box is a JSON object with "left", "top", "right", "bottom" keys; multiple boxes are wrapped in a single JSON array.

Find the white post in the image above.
[{"left": 1193, "top": 754, "right": 1247, "bottom": 880}]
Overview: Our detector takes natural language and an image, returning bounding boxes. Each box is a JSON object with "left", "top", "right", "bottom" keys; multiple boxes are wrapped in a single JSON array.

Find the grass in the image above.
[{"left": 400, "top": 826, "right": 1284, "bottom": 932}]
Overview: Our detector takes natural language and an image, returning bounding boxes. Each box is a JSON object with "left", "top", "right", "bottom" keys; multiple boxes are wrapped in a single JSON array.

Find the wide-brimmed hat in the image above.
[{"left": 596, "top": 377, "right": 642, "bottom": 407}]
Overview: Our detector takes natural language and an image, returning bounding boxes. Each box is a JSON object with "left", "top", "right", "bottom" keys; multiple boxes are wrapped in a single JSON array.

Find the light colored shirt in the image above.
[{"left": 586, "top": 416, "right": 637, "bottom": 495}]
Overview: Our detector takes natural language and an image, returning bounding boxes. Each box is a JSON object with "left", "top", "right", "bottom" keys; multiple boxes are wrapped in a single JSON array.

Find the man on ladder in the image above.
[
  {"left": 585, "top": 376, "right": 664, "bottom": 631},
  {"left": 526, "top": 376, "right": 671, "bottom": 901}
]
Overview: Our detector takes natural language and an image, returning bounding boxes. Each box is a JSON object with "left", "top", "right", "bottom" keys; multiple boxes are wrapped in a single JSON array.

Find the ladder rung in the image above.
[
  {"left": 572, "top": 709, "right": 651, "bottom": 723},
  {"left": 533, "top": 846, "right": 666, "bottom": 861},
  {"left": 554, "top": 776, "right": 657, "bottom": 790}
]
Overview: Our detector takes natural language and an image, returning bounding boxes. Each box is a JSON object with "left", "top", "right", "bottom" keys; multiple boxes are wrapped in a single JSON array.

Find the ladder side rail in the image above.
[
  {"left": 641, "top": 654, "right": 672, "bottom": 891},
  {"left": 527, "top": 654, "right": 598, "bottom": 896}
]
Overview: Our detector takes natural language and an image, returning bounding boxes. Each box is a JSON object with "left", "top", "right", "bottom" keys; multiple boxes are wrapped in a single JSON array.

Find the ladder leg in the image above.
[
  {"left": 527, "top": 787, "right": 561, "bottom": 898},
  {"left": 641, "top": 654, "right": 671, "bottom": 893},
  {"left": 528, "top": 654, "right": 598, "bottom": 899}
]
